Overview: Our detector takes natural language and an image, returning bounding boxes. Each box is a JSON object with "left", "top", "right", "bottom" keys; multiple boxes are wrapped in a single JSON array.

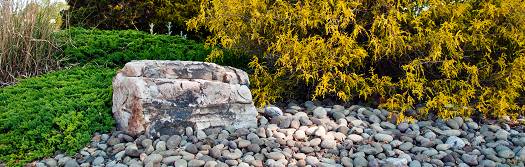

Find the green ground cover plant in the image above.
[
  {"left": 59, "top": 27, "right": 211, "bottom": 68},
  {"left": 59, "top": 27, "right": 251, "bottom": 70},
  {"left": 0, "top": 66, "right": 116, "bottom": 166}
]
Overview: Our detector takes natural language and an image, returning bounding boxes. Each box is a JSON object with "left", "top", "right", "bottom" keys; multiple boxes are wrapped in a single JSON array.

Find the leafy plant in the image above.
[
  {"left": 58, "top": 27, "right": 251, "bottom": 70},
  {"left": 58, "top": 27, "right": 211, "bottom": 68},
  {"left": 188, "top": 0, "right": 525, "bottom": 122},
  {"left": 0, "top": 65, "right": 116, "bottom": 166}
]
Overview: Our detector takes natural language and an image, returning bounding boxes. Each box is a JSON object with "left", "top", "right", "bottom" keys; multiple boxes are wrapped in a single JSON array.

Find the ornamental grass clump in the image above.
[
  {"left": 0, "top": 0, "right": 67, "bottom": 88},
  {"left": 188, "top": 0, "right": 525, "bottom": 122},
  {"left": 0, "top": 66, "right": 116, "bottom": 166}
]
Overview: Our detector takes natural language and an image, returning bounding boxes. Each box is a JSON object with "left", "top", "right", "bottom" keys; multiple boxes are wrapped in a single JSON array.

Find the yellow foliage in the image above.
[
  {"left": 188, "top": 0, "right": 525, "bottom": 123},
  {"left": 113, "top": 5, "right": 122, "bottom": 11}
]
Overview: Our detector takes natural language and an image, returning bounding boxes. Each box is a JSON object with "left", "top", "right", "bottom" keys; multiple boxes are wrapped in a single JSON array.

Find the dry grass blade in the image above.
[{"left": 0, "top": 0, "right": 66, "bottom": 88}]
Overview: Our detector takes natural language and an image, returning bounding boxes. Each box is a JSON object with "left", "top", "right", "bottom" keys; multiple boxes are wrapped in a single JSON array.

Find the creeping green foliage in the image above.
[
  {"left": 58, "top": 27, "right": 250, "bottom": 70},
  {"left": 0, "top": 66, "right": 116, "bottom": 166},
  {"left": 59, "top": 27, "right": 211, "bottom": 68}
]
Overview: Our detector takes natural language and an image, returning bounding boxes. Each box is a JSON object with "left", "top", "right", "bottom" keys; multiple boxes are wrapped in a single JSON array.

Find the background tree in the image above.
[
  {"left": 188, "top": 0, "right": 525, "bottom": 122},
  {"left": 62, "top": 0, "right": 206, "bottom": 40}
]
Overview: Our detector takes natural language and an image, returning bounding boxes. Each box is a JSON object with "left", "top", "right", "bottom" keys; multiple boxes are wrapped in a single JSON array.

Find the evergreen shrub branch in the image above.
[
  {"left": 0, "top": 66, "right": 117, "bottom": 166},
  {"left": 188, "top": 0, "right": 525, "bottom": 122},
  {"left": 59, "top": 27, "right": 251, "bottom": 70}
]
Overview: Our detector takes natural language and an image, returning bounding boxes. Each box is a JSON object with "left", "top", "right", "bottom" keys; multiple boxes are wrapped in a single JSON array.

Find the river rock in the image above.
[
  {"left": 375, "top": 134, "right": 393, "bottom": 142},
  {"left": 461, "top": 154, "right": 478, "bottom": 166}
]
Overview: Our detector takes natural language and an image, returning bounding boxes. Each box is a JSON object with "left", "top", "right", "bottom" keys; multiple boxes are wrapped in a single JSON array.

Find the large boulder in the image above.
[{"left": 112, "top": 60, "right": 257, "bottom": 138}]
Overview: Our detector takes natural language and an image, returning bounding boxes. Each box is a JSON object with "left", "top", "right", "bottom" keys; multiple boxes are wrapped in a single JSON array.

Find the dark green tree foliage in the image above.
[
  {"left": 59, "top": 27, "right": 213, "bottom": 68},
  {"left": 62, "top": 0, "right": 205, "bottom": 40},
  {"left": 0, "top": 66, "right": 116, "bottom": 166}
]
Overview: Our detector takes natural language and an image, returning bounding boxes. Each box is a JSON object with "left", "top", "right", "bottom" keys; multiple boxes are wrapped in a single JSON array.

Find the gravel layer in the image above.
[{"left": 27, "top": 99, "right": 525, "bottom": 167}]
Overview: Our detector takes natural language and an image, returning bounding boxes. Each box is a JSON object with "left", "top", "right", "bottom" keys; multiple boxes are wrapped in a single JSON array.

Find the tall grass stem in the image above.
[{"left": 0, "top": 0, "right": 66, "bottom": 88}]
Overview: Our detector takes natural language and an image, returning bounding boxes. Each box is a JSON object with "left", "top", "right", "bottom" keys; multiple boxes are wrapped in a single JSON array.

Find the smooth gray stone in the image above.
[
  {"left": 413, "top": 154, "right": 429, "bottom": 163},
  {"left": 445, "top": 136, "right": 465, "bottom": 148},
  {"left": 187, "top": 159, "right": 205, "bottom": 167},
  {"left": 357, "top": 145, "right": 379, "bottom": 155},
  {"left": 313, "top": 107, "right": 327, "bottom": 118},
  {"left": 421, "top": 163, "right": 433, "bottom": 167},
  {"left": 428, "top": 159, "right": 444, "bottom": 167},
  {"left": 265, "top": 107, "right": 283, "bottom": 117},
  {"left": 461, "top": 154, "right": 478, "bottom": 166},
  {"left": 374, "top": 134, "right": 393, "bottom": 142},
  {"left": 266, "top": 152, "right": 285, "bottom": 160},
  {"left": 144, "top": 154, "right": 163, "bottom": 164},
  {"left": 411, "top": 147, "right": 429, "bottom": 153},
  {"left": 445, "top": 130, "right": 461, "bottom": 137},
  {"left": 436, "top": 144, "right": 451, "bottom": 151},
  {"left": 399, "top": 142, "right": 413, "bottom": 151},
  {"left": 452, "top": 117, "right": 463, "bottom": 126},
  {"left": 166, "top": 135, "right": 182, "bottom": 149},
  {"left": 305, "top": 156, "right": 320, "bottom": 165},
  {"left": 421, "top": 141, "right": 436, "bottom": 148},
  {"left": 497, "top": 150, "right": 515, "bottom": 159},
  {"left": 486, "top": 154, "right": 503, "bottom": 163},
  {"left": 495, "top": 131, "right": 508, "bottom": 140},
  {"left": 223, "top": 152, "right": 242, "bottom": 160},
  {"left": 333, "top": 112, "right": 346, "bottom": 121},
  {"left": 442, "top": 153, "right": 455, "bottom": 163},
  {"left": 426, "top": 127, "right": 446, "bottom": 136},
  {"left": 458, "top": 163, "right": 470, "bottom": 167},
  {"left": 353, "top": 156, "right": 368, "bottom": 167},
  {"left": 380, "top": 122, "right": 396, "bottom": 129},
  {"left": 341, "top": 157, "right": 353, "bottom": 167},
  {"left": 385, "top": 158, "right": 408, "bottom": 166},
  {"left": 162, "top": 156, "right": 182, "bottom": 164},
  {"left": 279, "top": 118, "right": 291, "bottom": 129},
  {"left": 422, "top": 149, "right": 438, "bottom": 156},
  {"left": 368, "top": 159, "right": 379, "bottom": 167},
  {"left": 64, "top": 160, "right": 80, "bottom": 167},
  {"left": 113, "top": 164, "right": 127, "bottom": 167},
  {"left": 409, "top": 160, "right": 421, "bottom": 167},
  {"left": 93, "top": 157, "right": 104, "bottom": 166},
  {"left": 398, "top": 123, "right": 409, "bottom": 132},
  {"left": 417, "top": 121, "right": 432, "bottom": 127},
  {"left": 174, "top": 159, "right": 188, "bottom": 167},
  {"left": 480, "top": 160, "right": 496, "bottom": 167}
]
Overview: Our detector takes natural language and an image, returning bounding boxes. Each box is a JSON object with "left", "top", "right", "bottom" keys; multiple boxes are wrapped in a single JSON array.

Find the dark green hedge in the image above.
[
  {"left": 58, "top": 27, "right": 251, "bottom": 70},
  {"left": 59, "top": 27, "right": 212, "bottom": 68},
  {"left": 0, "top": 66, "right": 116, "bottom": 166}
]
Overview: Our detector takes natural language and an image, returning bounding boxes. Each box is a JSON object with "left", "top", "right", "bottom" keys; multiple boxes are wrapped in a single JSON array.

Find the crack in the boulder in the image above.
[{"left": 233, "top": 70, "right": 243, "bottom": 85}]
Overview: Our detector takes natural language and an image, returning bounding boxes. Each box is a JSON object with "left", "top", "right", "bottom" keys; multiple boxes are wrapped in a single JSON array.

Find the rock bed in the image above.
[{"left": 30, "top": 100, "right": 525, "bottom": 167}]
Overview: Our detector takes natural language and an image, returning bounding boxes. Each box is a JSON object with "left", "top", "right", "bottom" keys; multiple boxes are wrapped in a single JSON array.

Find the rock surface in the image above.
[{"left": 112, "top": 60, "right": 257, "bottom": 138}]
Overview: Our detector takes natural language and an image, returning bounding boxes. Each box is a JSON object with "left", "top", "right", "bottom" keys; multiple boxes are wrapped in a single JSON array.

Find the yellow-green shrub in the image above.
[{"left": 188, "top": 0, "right": 525, "bottom": 122}]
